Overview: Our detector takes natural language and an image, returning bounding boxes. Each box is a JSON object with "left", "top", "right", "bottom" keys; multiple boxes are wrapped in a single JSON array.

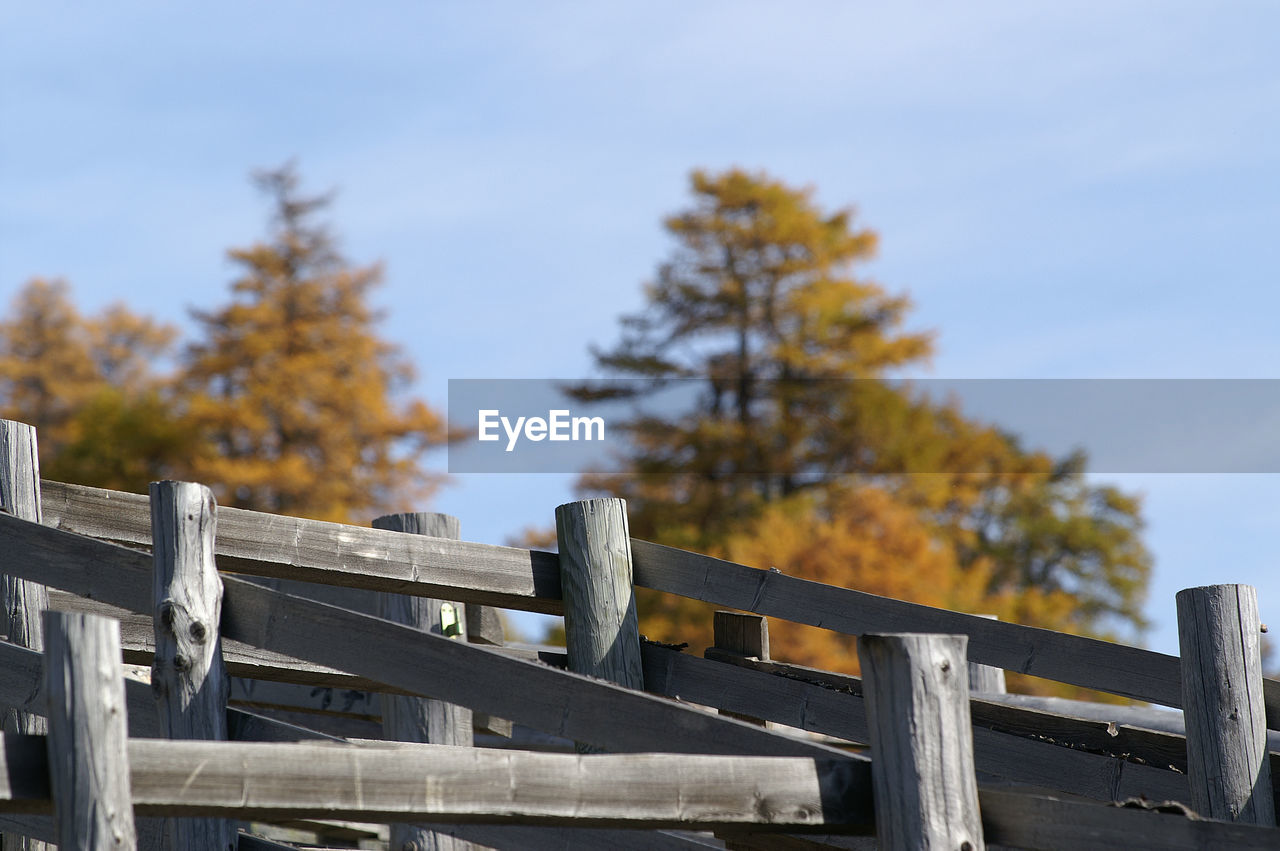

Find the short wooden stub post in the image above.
[
  {"left": 374, "top": 511, "right": 473, "bottom": 851},
  {"left": 713, "top": 611, "right": 770, "bottom": 726},
  {"left": 1176, "top": 584, "right": 1274, "bottom": 825},
  {"left": 858, "top": 633, "right": 985, "bottom": 851},
  {"left": 555, "top": 498, "right": 643, "bottom": 753},
  {"left": 44, "top": 610, "right": 138, "bottom": 850},
  {"left": 966, "top": 615, "right": 1007, "bottom": 695},
  {"left": 150, "top": 481, "right": 236, "bottom": 850},
  {"left": 1, "top": 421, "right": 53, "bottom": 851}
]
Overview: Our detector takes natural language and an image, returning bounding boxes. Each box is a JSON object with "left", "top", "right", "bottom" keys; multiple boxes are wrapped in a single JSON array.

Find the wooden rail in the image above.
[
  {"left": 36, "top": 479, "right": 1280, "bottom": 717},
  {"left": 0, "top": 459, "right": 1277, "bottom": 847}
]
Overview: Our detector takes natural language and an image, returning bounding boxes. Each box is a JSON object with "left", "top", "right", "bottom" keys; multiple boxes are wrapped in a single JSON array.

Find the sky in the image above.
[{"left": 3, "top": 2, "right": 1278, "bottom": 654}]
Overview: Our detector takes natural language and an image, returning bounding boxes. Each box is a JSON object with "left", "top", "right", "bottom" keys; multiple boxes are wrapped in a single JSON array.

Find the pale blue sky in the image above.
[{"left": 4, "top": 2, "right": 1278, "bottom": 653}]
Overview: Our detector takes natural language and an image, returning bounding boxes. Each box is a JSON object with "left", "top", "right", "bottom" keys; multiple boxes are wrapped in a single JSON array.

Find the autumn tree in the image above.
[
  {"left": 576, "top": 168, "right": 1151, "bottom": 674},
  {"left": 0, "top": 278, "right": 191, "bottom": 489},
  {"left": 181, "top": 163, "right": 446, "bottom": 522}
]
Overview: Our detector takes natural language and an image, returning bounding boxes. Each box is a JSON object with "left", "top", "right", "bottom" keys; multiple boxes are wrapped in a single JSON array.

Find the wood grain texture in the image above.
[
  {"left": 217, "top": 573, "right": 862, "bottom": 765},
  {"left": 713, "top": 612, "right": 770, "bottom": 727},
  {"left": 1177, "top": 584, "right": 1274, "bottom": 824},
  {"left": 37, "top": 479, "right": 1280, "bottom": 722},
  {"left": 631, "top": 539, "right": 1232, "bottom": 714},
  {"left": 122, "top": 741, "right": 871, "bottom": 830},
  {"left": 40, "top": 479, "right": 564, "bottom": 613},
  {"left": 713, "top": 612, "right": 769, "bottom": 660},
  {"left": 979, "top": 788, "right": 1280, "bottom": 850},
  {"left": 5, "top": 522, "right": 837, "bottom": 767},
  {"left": 1, "top": 421, "right": 48, "bottom": 738},
  {"left": 373, "top": 511, "right": 473, "bottom": 851},
  {"left": 1, "top": 422, "right": 52, "bottom": 851},
  {"left": 857, "top": 634, "right": 984, "bottom": 851},
  {"left": 555, "top": 499, "right": 643, "bottom": 686},
  {"left": 555, "top": 499, "right": 643, "bottom": 754},
  {"left": 650, "top": 644, "right": 1191, "bottom": 805},
  {"left": 42, "top": 611, "right": 137, "bottom": 849},
  {"left": 149, "top": 481, "right": 237, "bottom": 850},
  {"left": 967, "top": 614, "right": 1007, "bottom": 695}
]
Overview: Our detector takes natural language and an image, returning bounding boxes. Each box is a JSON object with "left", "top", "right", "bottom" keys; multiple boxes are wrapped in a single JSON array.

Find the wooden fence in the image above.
[{"left": 1, "top": 417, "right": 1278, "bottom": 849}]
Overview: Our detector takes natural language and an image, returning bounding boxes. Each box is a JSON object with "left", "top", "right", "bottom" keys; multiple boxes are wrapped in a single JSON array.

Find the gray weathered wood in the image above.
[
  {"left": 40, "top": 479, "right": 564, "bottom": 613},
  {"left": 0, "top": 514, "right": 865, "bottom": 763},
  {"left": 42, "top": 611, "right": 137, "bottom": 849},
  {"left": 858, "top": 634, "right": 984, "bottom": 851},
  {"left": 124, "top": 741, "right": 870, "bottom": 830},
  {"left": 37, "top": 480, "right": 1280, "bottom": 721},
  {"left": 1, "top": 422, "right": 52, "bottom": 851},
  {"left": 713, "top": 611, "right": 770, "bottom": 660},
  {"left": 0, "top": 735, "right": 1273, "bottom": 850},
  {"left": 554, "top": 499, "right": 643, "bottom": 687},
  {"left": 150, "top": 481, "right": 237, "bottom": 850},
  {"left": 1177, "top": 584, "right": 1274, "bottom": 824},
  {"left": 630, "top": 539, "right": 1241, "bottom": 714},
  {"left": 645, "top": 643, "right": 1192, "bottom": 804},
  {"left": 978, "top": 787, "right": 1280, "bottom": 850},
  {"left": 967, "top": 615, "right": 1007, "bottom": 695},
  {"left": 374, "top": 511, "right": 473, "bottom": 851},
  {"left": 713, "top": 612, "right": 770, "bottom": 727},
  {"left": 556, "top": 498, "right": 644, "bottom": 754},
  {"left": 1, "top": 421, "right": 48, "bottom": 739}
]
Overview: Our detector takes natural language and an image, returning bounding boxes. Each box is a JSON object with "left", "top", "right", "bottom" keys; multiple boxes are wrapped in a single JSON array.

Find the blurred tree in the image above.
[
  {"left": 575, "top": 168, "right": 1151, "bottom": 677},
  {"left": 181, "top": 163, "right": 447, "bottom": 522},
  {"left": 0, "top": 278, "right": 191, "bottom": 489}
]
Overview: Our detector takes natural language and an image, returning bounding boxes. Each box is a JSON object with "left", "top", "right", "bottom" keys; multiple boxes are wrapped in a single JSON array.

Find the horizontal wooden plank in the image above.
[
  {"left": 39, "top": 479, "right": 564, "bottom": 613},
  {"left": 146, "top": 740, "right": 876, "bottom": 829},
  {"left": 218, "top": 572, "right": 863, "bottom": 763},
  {"left": 642, "top": 644, "right": 1189, "bottom": 804},
  {"left": 0, "top": 636, "right": 342, "bottom": 747},
  {"left": 0, "top": 512, "right": 867, "bottom": 766},
  {"left": 631, "top": 539, "right": 1280, "bottom": 722},
  {"left": 43, "top": 480, "right": 1280, "bottom": 721},
  {"left": 414, "top": 825, "right": 725, "bottom": 849},
  {"left": 979, "top": 788, "right": 1280, "bottom": 850}
]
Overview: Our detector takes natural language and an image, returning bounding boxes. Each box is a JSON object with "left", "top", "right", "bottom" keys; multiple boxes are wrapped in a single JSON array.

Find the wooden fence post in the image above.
[
  {"left": 966, "top": 615, "right": 1007, "bottom": 695},
  {"left": 1, "top": 421, "right": 53, "bottom": 851},
  {"left": 43, "top": 610, "right": 137, "bottom": 850},
  {"left": 713, "top": 611, "right": 770, "bottom": 727},
  {"left": 150, "top": 481, "right": 236, "bottom": 850},
  {"left": 858, "top": 633, "right": 985, "bottom": 851},
  {"left": 1177, "top": 584, "right": 1274, "bottom": 825},
  {"left": 555, "top": 498, "right": 643, "bottom": 753},
  {"left": 374, "top": 511, "right": 473, "bottom": 851}
]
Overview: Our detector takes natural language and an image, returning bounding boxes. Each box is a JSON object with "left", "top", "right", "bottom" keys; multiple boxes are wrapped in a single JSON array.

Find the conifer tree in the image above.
[
  {"left": 182, "top": 164, "right": 446, "bottom": 521},
  {"left": 0, "top": 278, "right": 189, "bottom": 489},
  {"left": 578, "top": 168, "right": 1151, "bottom": 670}
]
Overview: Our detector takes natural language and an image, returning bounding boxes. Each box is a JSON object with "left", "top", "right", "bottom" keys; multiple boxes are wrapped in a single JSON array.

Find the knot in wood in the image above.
[
  {"left": 188, "top": 620, "right": 208, "bottom": 643},
  {"left": 172, "top": 653, "right": 189, "bottom": 673},
  {"left": 960, "top": 841, "right": 973, "bottom": 851},
  {"left": 158, "top": 601, "right": 177, "bottom": 632}
]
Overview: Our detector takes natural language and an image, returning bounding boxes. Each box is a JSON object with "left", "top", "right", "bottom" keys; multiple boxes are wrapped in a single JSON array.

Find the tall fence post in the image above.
[
  {"left": 555, "top": 498, "right": 643, "bottom": 753},
  {"left": 966, "top": 614, "right": 1007, "bottom": 695},
  {"left": 44, "top": 610, "right": 138, "bottom": 850},
  {"left": 374, "top": 511, "right": 473, "bottom": 851},
  {"left": 858, "top": 633, "right": 985, "bottom": 851},
  {"left": 1177, "top": 584, "right": 1274, "bottom": 825},
  {"left": 1, "top": 420, "right": 53, "bottom": 851},
  {"left": 150, "top": 481, "right": 236, "bottom": 850}
]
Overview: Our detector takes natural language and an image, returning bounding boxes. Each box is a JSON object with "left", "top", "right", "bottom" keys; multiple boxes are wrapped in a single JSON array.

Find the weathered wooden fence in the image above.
[{"left": 1, "top": 418, "right": 1279, "bottom": 850}]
